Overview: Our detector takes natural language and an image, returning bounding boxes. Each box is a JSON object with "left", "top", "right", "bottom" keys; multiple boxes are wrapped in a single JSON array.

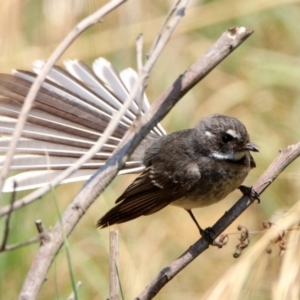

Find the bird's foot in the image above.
[
  {"left": 199, "top": 227, "right": 220, "bottom": 246},
  {"left": 238, "top": 185, "right": 260, "bottom": 203}
]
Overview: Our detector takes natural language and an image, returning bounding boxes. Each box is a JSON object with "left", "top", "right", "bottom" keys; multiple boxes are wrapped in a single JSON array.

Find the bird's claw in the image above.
[
  {"left": 200, "top": 227, "right": 217, "bottom": 245},
  {"left": 238, "top": 185, "right": 260, "bottom": 203}
]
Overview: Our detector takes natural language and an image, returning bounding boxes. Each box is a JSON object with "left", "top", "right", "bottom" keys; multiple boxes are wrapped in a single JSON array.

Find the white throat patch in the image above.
[{"left": 210, "top": 151, "right": 246, "bottom": 161}]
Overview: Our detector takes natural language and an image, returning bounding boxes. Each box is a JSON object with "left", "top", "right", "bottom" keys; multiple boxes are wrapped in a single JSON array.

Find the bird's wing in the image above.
[
  {"left": 97, "top": 159, "right": 201, "bottom": 227},
  {"left": 0, "top": 58, "right": 166, "bottom": 192}
]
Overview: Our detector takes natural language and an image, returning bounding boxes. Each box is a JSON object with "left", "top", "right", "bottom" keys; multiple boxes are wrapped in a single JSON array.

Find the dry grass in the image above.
[{"left": 1, "top": 0, "right": 300, "bottom": 299}]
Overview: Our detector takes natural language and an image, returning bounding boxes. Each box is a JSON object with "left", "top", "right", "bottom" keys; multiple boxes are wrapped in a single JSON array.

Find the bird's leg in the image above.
[
  {"left": 186, "top": 209, "right": 215, "bottom": 244},
  {"left": 238, "top": 185, "right": 260, "bottom": 203}
]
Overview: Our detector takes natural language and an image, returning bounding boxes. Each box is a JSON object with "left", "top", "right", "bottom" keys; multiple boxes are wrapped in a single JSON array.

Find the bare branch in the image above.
[
  {"left": 202, "top": 194, "right": 300, "bottom": 299},
  {"left": 135, "top": 142, "right": 300, "bottom": 300}
]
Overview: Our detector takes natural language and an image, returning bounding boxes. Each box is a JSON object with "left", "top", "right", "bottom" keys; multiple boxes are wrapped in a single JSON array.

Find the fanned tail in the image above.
[{"left": 0, "top": 58, "right": 166, "bottom": 191}]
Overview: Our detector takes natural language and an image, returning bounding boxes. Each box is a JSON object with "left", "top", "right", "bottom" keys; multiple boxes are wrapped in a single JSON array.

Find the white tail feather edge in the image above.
[{"left": 1, "top": 58, "right": 166, "bottom": 192}]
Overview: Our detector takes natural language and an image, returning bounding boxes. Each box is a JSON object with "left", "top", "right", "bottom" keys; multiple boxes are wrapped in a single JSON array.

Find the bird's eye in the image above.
[{"left": 222, "top": 133, "right": 234, "bottom": 143}]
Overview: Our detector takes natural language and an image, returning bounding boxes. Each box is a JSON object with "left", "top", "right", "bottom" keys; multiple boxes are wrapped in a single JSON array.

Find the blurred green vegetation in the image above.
[{"left": 1, "top": 0, "right": 300, "bottom": 299}]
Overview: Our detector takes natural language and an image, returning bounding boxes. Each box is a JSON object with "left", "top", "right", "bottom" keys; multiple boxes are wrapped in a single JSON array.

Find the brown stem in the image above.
[{"left": 109, "top": 230, "right": 120, "bottom": 300}]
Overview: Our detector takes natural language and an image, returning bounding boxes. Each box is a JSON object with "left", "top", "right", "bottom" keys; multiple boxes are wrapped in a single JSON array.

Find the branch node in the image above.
[{"left": 35, "top": 220, "right": 51, "bottom": 245}]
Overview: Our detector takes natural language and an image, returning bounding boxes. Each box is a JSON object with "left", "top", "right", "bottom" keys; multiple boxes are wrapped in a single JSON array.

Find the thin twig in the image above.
[
  {"left": 136, "top": 34, "right": 145, "bottom": 113},
  {"left": 136, "top": 34, "right": 144, "bottom": 74},
  {"left": 147, "top": 0, "right": 182, "bottom": 59},
  {"left": 0, "top": 235, "right": 41, "bottom": 253},
  {"left": 135, "top": 143, "right": 300, "bottom": 300},
  {"left": 109, "top": 230, "right": 120, "bottom": 300},
  {"left": 0, "top": 181, "right": 17, "bottom": 251},
  {"left": 0, "top": 219, "right": 48, "bottom": 253},
  {"left": 0, "top": 0, "right": 127, "bottom": 204}
]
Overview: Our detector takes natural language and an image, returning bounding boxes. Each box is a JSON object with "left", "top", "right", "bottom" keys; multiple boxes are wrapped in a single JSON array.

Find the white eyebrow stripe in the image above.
[
  {"left": 205, "top": 131, "right": 214, "bottom": 137},
  {"left": 226, "top": 129, "right": 240, "bottom": 139}
]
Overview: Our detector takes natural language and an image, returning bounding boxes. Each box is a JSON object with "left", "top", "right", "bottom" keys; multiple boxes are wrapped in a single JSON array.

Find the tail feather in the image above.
[
  {"left": 97, "top": 192, "right": 170, "bottom": 228},
  {"left": 0, "top": 58, "right": 166, "bottom": 192}
]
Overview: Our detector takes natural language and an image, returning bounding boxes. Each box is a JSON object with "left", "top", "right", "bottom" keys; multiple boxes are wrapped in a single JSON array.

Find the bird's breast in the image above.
[{"left": 171, "top": 158, "right": 251, "bottom": 209}]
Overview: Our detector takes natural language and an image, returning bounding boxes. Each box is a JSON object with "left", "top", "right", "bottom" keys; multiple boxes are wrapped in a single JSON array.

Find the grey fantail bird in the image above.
[
  {"left": 97, "top": 114, "right": 259, "bottom": 237},
  {"left": 0, "top": 58, "right": 258, "bottom": 238}
]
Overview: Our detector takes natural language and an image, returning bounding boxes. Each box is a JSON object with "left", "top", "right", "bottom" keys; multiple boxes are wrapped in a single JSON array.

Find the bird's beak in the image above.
[{"left": 243, "top": 142, "right": 259, "bottom": 152}]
